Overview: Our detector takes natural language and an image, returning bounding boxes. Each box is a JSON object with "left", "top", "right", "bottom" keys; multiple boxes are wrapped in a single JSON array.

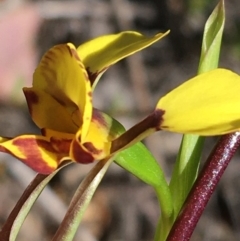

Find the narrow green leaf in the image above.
[
  {"left": 169, "top": 136, "right": 204, "bottom": 216},
  {"left": 198, "top": 0, "right": 225, "bottom": 73},
  {"left": 0, "top": 162, "right": 70, "bottom": 241},
  {"left": 168, "top": 0, "right": 225, "bottom": 224},
  {"left": 52, "top": 157, "right": 113, "bottom": 241},
  {"left": 115, "top": 142, "right": 166, "bottom": 188},
  {"left": 108, "top": 115, "right": 174, "bottom": 230},
  {"left": 113, "top": 127, "right": 173, "bottom": 221}
]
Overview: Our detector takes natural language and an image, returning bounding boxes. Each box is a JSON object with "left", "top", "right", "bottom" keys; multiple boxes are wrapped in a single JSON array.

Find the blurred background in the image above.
[{"left": 0, "top": 0, "right": 240, "bottom": 240}]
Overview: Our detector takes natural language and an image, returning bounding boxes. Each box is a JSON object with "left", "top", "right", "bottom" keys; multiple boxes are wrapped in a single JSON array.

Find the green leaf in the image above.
[
  {"left": 52, "top": 158, "right": 113, "bottom": 241},
  {"left": 169, "top": 135, "right": 204, "bottom": 216},
  {"left": 109, "top": 116, "right": 170, "bottom": 194},
  {"left": 169, "top": 0, "right": 225, "bottom": 223},
  {"left": 110, "top": 118, "right": 167, "bottom": 187},
  {"left": 198, "top": 0, "right": 225, "bottom": 73},
  {"left": 108, "top": 115, "right": 173, "bottom": 228},
  {"left": 115, "top": 142, "right": 165, "bottom": 187},
  {"left": 115, "top": 142, "right": 173, "bottom": 223},
  {"left": 0, "top": 162, "right": 70, "bottom": 241}
]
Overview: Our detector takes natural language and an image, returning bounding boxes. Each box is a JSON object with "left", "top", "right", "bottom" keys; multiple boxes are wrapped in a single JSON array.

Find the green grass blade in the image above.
[
  {"left": 115, "top": 142, "right": 173, "bottom": 220},
  {"left": 169, "top": 0, "right": 225, "bottom": 219}
]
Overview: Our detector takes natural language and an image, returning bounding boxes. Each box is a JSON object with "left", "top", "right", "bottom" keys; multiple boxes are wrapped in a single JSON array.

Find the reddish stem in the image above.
[
  {"left": 0, "top": 174, "right": 47, "bottom": 241},
  {"left": 167, "top": 132, "right": 240, "bottom": 241}
]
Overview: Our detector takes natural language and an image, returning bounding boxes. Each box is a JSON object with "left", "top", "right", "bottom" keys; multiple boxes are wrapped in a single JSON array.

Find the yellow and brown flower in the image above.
[{"left": 1, "top": 31, "right": 240, "bottom": 174}]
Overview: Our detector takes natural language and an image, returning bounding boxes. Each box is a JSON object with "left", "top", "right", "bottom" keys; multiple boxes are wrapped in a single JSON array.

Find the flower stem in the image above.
[
  {"left": 0, "top": 161, "right": 70, "bottom": 241},
  {"left": 166, "top": 131, "right": 240, "bottom": 241}
]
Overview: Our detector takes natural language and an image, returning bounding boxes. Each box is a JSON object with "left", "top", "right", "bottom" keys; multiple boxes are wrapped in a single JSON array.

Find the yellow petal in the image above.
[
  {"left": 70, "top": 109, "right": 124, "bottom": 162},
  {"left": 0, "top": 135, "right": 67, "bottom": 174},
  {"left": 33, "top": 43, "right": 92, "bottom": 140},
  {"left": 111, "top": 69, "right": 240, "bottom": 154},
  {"left": 42, "top": 128, "right": 75, "bottom": 140},
  {"left": 23, "top": 87, "right": 78, "bottom": 133},
  {"left": 78, "top": 31, "right": 169, "bottom": 87},
  {"left": 157, "top": 69, "right": 240, "bottom": 135},
  {"left": 0, "top": 137, "right": 10, "bottom": 143}
]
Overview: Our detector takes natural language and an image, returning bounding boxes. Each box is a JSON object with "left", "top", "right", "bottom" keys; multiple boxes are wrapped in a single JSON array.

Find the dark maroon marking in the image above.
[
  {"left": 23, "top": 89, "right": 39, "bottom": 115},
  {"left": 0, "top": 145, "right": 7, "bottom": 153},
  {"left": 86, "top": 67, "right": 108, "bottom": 86},
  {"left": 43, "top": 55, "right": 55, "bottom": 62},
  {"left": 111, "top": 109, "right": 165, "bottom": 153},
  {"left": 12, "top": 138, "right": 60, "bottom": 174},
  {"left": 92, "top": 108, "right": 107, "bottom": 127},
  {"left": 43, "top": 47, "right": 60, "bottom": 61},
  {"left": 50, "top": 137, "right": 71, "bottom": 153},
  {"left": 71, "top": 139, "right": 94, "bottom": 164},
  {"left": 23, "top": 89, "right": 39, "bottom": 104},
  {"left": 84, "top": 63, "right": 111, "bottom": 84},
  {"left": 66, "top": 45, "right": 91, "bottom": 82},
  {"left": 41, "top": 129, "right": 47, "bottom": 136},
  {"left": 42, "top": 68, "right": 56, "bottom": 83},
  {"left": 167, "top": 132, "right": 240, "bottom": 241},
  {"left": 67, "top": 46, "right": 81, "bottom": 61},
  {"left": 38, "top": 45, "right": 61, "bottom": 65},
  {"left": 13, "top": 138, "right": 54, "bottom": 153},
  {"left": 86, "top": 67, "right": 98, "bottom": 86},
  {"left": 84, "top": 72, "right": 90, "bottom": 82},
  {"left": 51, "top": 93, "right": 69, "bottom": 107},
  {"left": 50, "top": 93, "right": 69, "bottom": 107},
  {"left": 57, "top": 45, "right": 66, "bottom": 55},
  {"left": 83, "top": 142, "right": 101, "bottom": 155}
]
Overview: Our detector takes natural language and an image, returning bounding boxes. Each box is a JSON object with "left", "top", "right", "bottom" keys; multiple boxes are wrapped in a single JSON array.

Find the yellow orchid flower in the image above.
[{"left": 1, "top": 31, "right": 240, "bottom": 175}]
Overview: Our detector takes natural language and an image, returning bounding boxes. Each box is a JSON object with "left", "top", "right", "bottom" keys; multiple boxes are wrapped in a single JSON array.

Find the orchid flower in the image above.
[{"left": 1, "top": 31, "right": 240, "bottom": 175}]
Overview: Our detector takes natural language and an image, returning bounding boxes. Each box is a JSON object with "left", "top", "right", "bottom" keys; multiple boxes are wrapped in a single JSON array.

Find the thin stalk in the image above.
[
  {"left": 0, "top": 161, "right": 70, "bottom": 241},
  {"left": 153, "top": 185, "right": 174, "bottom": 241},
  {"left": 52, "top": 158, "right": 112, "bottom": 241},
  {"left": 0, "top": 174, "right": 47, "bottom": 241},
  {"left": 167, "top": 131, "right": 240, "bottom": 241}
]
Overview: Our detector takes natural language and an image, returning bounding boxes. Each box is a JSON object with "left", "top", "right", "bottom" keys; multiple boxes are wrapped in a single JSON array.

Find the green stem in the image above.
[
  {"left": 0, "top": 162, "right": 70, "bottom": 241},
  {"left": 52, "top": 158, "right": 113, "bottom": 241},
  {"left": 154, "top": 186, "right": 174, "bottom": 241}
]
